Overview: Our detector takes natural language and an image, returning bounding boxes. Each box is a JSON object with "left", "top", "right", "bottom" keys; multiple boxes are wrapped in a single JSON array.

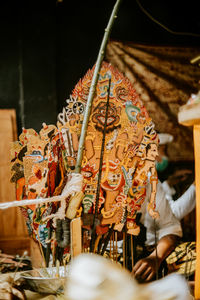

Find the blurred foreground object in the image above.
[
  {"left": 0, "top": 274, "right": 26, "bottom": 300},
  {"left": 65, "top": 253, "right": 192, "bottom": 300}
]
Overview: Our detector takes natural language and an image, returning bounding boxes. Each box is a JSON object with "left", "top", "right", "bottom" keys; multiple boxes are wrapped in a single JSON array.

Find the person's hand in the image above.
[{"left": 132, "top": 256, "right": 160, "bottom": 283}]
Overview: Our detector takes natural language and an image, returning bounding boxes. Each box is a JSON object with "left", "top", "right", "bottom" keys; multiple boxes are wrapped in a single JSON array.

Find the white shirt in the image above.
[
  {"left": 108, "top": 180, "right": 184, "bottom": 252},
  {"left": 162, "top": 180, "right": 196, "bottom": 220},
  {"left": 140, "top": 180, "right": 183, "bottom": 245}
]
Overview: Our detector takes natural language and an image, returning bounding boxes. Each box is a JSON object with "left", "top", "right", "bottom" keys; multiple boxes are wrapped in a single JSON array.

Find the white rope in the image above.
[{"left": 0, "top": 173, "right": 83, "bottom": 210}]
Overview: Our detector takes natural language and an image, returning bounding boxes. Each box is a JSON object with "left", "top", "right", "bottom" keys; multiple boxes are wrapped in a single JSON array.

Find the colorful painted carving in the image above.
[
  {"left": 56, "top": 61, "right": 159, "bottom": 236},
  {"left": 73, "top": 62, "right": 158, "bottom": 235},
  {"left": 10, "top": 61, "right": 159, "bottom": 257},
  {"left": 10, "top": 124, "right": 66, "bottom": 247}
]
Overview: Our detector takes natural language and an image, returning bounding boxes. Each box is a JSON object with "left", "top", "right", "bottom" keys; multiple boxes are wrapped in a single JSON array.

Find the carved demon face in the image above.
[{"left": 92, "top": 101, "right": 121, "bottom": 131}]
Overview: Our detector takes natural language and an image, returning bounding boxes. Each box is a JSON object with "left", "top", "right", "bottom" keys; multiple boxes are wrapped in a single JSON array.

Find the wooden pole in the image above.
[
  {"left": 193, "top": 125, "right": 200, "bottom": 299},
  {"left": 178, "top": 103, "right": 200, "bottom": 299},
  {"left": 70, "top": 217, "right": 82, "bottom": 258},
  {"left": 75, "top": 0, "right": 122, "bottom": 173}
]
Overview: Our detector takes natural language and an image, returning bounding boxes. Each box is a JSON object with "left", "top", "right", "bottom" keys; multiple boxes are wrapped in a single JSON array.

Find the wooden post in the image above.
[
  {"left": 193, "top": 125, "right": 200, "bottom": 299},
  {"left": 178, "top": 102, "right": 200, "bottom": 299},
  {"left": 70, "top": 217, "right": 82, "bottom": 257},
  {"left": 0, "top": 109, "right": 30, "bottom": 256}
]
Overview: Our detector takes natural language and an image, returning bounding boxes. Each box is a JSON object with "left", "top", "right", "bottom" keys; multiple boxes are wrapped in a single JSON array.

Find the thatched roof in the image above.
[{"left": 105, "top": 40, "right": 200, "bottom": 161}]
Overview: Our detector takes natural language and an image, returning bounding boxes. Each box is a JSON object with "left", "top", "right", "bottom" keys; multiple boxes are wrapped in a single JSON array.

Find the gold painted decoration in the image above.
[
  {"left": 10, "top": 124, "right": 66, "bottom": 246},
  {"left": 60, "top": 61, "right": 159, "bottom": 236},
  {"left": 10, "top": 61, "right": 159, "bottom": 258}
]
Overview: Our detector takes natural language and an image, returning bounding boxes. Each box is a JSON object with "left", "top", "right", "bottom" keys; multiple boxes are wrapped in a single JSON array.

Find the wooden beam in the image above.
[
  {"left": 193, "top": 125, "right": 200, "bottom": 299},
  {"left": 70, "top": 217, "right": 82, "bottom": 258},
  {"left": 178, "top": 102, "right": 200, "bottom": 299}
]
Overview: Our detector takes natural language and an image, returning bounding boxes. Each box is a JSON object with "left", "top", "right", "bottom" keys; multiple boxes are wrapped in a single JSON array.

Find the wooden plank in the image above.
[
  {"left": 0, "top": 109, "right": 29, "bottom": 255},
  {"left": 177, "top": 103, "right": 200, "bottom": 299},
  {"left": 0, "top": 237, "right": 30, "bottom": 256},
  {"left": 70, "top": 217, "right": 82, "bottom": 257},
  {"left": 193, "top": 125, "right": 200, "bottom": 299}
]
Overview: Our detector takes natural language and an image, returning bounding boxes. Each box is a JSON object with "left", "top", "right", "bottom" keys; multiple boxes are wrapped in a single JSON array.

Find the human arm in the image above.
[
  {"left": 165, "top": 183, "right": 196, "bottom": 220},
  {"left": 133, "top": 234, "right": 179, "bottom": 282},
  {"left": 162, "top": 169, "right": 196, "bottom": 220},
  {"left": 134, "top": 180, "right": 183, "bottom": 282}
]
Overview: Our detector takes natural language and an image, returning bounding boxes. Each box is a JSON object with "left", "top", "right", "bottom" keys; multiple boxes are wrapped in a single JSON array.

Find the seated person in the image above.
[
  {"left": 132, "top": 179, "right": 183, "bottom": 282},
  {"left": 133, "top": 133, "right": 196, "bottom": 283},
  {"left": 133, "top": 174, "right": 196, "bottom": 282}
]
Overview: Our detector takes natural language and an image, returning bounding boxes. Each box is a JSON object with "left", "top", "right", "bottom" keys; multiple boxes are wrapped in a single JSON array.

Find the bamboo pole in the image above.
[{"left": 75, "top": 0, "right": 122, "bottom": 173}]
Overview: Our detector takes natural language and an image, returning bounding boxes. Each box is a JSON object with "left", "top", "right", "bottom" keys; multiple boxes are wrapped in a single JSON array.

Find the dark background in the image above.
[{"left": 0, "top": 0, "right": 200, "bottom": 134}]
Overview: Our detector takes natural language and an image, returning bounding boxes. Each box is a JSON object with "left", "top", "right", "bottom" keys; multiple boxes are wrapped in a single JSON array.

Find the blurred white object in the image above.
[
  {"left": 187, "top": 91, "right": 200, "bottom": 105},
  {"left": 158, "top": 133, "right": 173, "bottom": 145},
  {"left": 65, "top": 253, "right": 192, "bottom": 300}
]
